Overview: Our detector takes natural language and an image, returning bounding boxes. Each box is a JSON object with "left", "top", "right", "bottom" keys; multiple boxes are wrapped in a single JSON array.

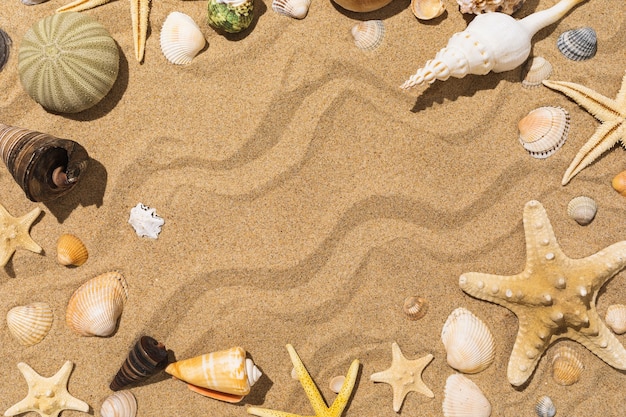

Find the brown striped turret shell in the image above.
[
  {"left": 110, "top": 336, "right": 169, "bottom": 391},
  {"left": 0, "top": 124, "right": 89, "bottom": 202}
]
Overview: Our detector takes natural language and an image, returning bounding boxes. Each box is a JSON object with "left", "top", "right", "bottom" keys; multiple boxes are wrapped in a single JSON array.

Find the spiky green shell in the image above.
[
  {"left": 207, "top": 0, "right": 254, "bottom": 34},
  {"left": 18, "top": 12, "right": 119, "bottom": 114}
]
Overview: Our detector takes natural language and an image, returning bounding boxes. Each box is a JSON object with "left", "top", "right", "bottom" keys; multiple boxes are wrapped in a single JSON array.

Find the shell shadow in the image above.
[{"left": 331, "top": 0, "right": 410, "bottom": 21}]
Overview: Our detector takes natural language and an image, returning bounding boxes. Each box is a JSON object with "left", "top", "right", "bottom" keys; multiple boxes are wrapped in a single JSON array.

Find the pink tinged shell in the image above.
[
  {"left": 605, "top": 304, "right": 626, "bottom": 335},
  {"left": 442, "top": 374, "right": 491, "bottom": 417},
  {"left": 551, "top": 345, "right": 583, "bottom": 386},
  {"left": 329, "top": 375, "right": 345, "bottom": 393},
  {"left": 100, "top": 390, "right": 137, "bottom": 417},
  {"left": 351, "top": 20, "right": 385, "bottom": 51},
  {"left": 160, "top": 12, "right": 206, "bottom": 65},
  {"left": 521, "top": 56, "right": 552, "bottom": 89},
  {"left": 518, "top": 106, "right": 569, "bottom": 159},
  {"left": 411, "top": 0, "right": 445, "bottom": 20},
  {"left": 6, "top": 302, "right": 53, "bottom": 346},
  {"left": 272, "top": 0, "right": 311, "bottom": 19}
]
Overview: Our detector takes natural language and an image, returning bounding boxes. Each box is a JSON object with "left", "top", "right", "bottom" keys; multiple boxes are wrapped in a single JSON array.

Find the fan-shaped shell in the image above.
[
  {"left": 18, "top": 12, "right": 119, "bottom": 113},
  {"left": 605, "top": 304, "right": 626, "bottom": 335},
  {"left": 57, "top": 234, "right": 88, "bottom": 266},
  {"left": 611, "top": 170, "right": 626, "bottom": 197},
  {"left": 442, "top": 374, "right": 491, "bottom": 417},
  {"left": 441, "top": 307, "right": 495, "bottom": 374},
  {"left": 160, "top": 12, "right": 206, "bottom": 65},
  {"left": 535, "top": 396, "right": 556, "bottom": 417},
  {"left": 551, "top": 346, "right": 583, "bottom": 386},
  {"left": 6, "top": 302, "right": 53, "bottom": 346},
  {"left": 100, "top": 390, "right": 137, "bottom": 417},
  {"left": 518, "top": 106, "right": 569, "bottom": 159},
  {"left": 521, "top": 56, "right": 552, "bottom": 88},
  {"left": 351, "top": 20, "right": 385, "bottom": 51},
  {"left": 332, "top": 0, "right": 392, "bottom": 12},
  {"left": 0, "top": 28, "right": 10, "bottom": 72},
  {"left": 411, "top": 0, "right": 445, "bottom": 20},
  {"left": 567, "top": 196, "right": 597, "bottom": 226},
  {"left": 272, "top": 0, "right": 311, "bottom": 19},
  {"left": 403, "top": 296, "right": 428, "bottom": 320},
  {"left": 557, "top": 27, "right": 597, "bottom": 61},
  {"left": 66, "top": 271, "right": 128, "bottom": 337}
]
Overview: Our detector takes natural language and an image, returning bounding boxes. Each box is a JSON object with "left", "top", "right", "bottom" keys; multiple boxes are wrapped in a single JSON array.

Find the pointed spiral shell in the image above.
[{"left": 110, "top": 335, "right": 169, "bottom": 390}]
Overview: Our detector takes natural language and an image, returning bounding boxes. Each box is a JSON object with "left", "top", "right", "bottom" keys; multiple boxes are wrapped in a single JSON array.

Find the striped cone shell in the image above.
[
  {"left": 110, "top": 336, "right": 169, "bottom": 390},
  {"left": 6, "top": 302, "right": 54, "bottom": 346}
]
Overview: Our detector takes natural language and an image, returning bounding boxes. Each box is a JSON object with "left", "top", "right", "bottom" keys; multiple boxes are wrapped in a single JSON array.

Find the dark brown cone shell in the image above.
[
  {"left": 0, "top": 123, "right": 89, "bottom": 202},
  {"left": 110, "top": 336, "right": 169, "bottom": 391}
]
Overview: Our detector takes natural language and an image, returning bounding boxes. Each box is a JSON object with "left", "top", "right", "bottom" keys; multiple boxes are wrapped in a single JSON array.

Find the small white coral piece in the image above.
[{"left": 129, "top": 203, "right": 165, "bottom": 239}]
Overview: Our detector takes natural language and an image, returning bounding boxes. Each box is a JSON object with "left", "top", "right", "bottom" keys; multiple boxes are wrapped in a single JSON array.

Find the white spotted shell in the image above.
[
  {"left": 351, "top": 20, "right": 385, "bottom": 51},
  {"left": 441, "top": 307, "right": 495, "bottom": 374},
  {"left": 605, "top": 304, "right": 626, "bottom": 334},
  {"left": 518, "top": 106, "right": 569, "bottom": 159},
  {"left": 557, "top": 27, "right": 597, "bottom": 61},
  {"left": 100, "top": 390, "right": 137, "bottom": 417},
  {"left": 551, "top": 345, "right": 583, "bottom": 386},
  {"left": 160, "top": 12, "right": 206, "bottom": 65},
  {"left": 521, "top": 56, "right": 552, "bottom": 88},
  {"left": 6, "top": 302, "right": 54, "bottom": 346},
  {"left": 567, "top": 196, "right": 597, "bottom": 226},
  {"left": 535, "top": 396, "right": 556, "bottom": 417},
  {"left": 442, "top": 373, "right": 491, "bottom": 417},
  {"left": 272, "top": 0, "right": 311, "bottom": 19}
]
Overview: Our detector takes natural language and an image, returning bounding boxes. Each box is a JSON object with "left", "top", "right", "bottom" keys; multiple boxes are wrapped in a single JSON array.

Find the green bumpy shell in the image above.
[
  {"left": 18, "top": 12, "right": 119, "bottom": 114},
  {"left": 207, "top": 0, "right": 254, "bottom": 34}
]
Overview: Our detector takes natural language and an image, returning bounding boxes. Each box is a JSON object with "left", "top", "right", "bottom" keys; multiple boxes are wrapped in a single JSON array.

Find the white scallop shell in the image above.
[
  {"left": 272, "top": 0, "right": 311, "bottom": 19},
  {"left": 411, "top": 0, "right": 445, "bottom": 20},
  {"left": 442, "top": 374, "right": 491, "bottom": 417},
  {"left": 6, "top": 302, "right": 53, "bottom": 346},
  {"left": 518, "top": 106, "right": 569, "bottom": 159},
  {"left": 100, "top": 390, "right": 137, "bottom": 417},
  {"left": 567, "top": 196, "right": 597, "bottom": 226},
  {"left": 605, "top": 304, "right": 626, "bottom": 334},
  {"left": 535, "top": 396, "right": 556, "bottom": 417},
  {"left": 351, "top": 20, "right": 385, "bottom": 51},
  {"left": 160, "top": 12, "right": 206, "bottom": 65},
  {"left": 441, "top": 307, "right": 495, "bottom": 374},
  {"left": 557, "top": 27, "right": 597, "bottom": 61},
  {"left": 521, "top": 56, "right": 552, "bottom": 89},
  {"left": 551, "top": 345, "right": 583, "bottom": 386}
]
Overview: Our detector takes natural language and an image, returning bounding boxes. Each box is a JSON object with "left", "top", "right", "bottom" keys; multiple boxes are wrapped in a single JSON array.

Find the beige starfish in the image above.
[
  {"left": 459, "top": 200, "right": 626, "bottom": 386},
  {"left": 370, "top": 342, "right": 434, "bottom": 412},
  {"left": 246, "top": 344, "right": 360, "bottom": 417},
  {"left": 4, "top": 361, "right": 90, "bottom": 417},
  {"left": 56, "top": 0, "right": 111, "bottom": 12},
  {"left": 0, "top": 203, "right": 42, "bottom": 268},
  {"left": 543, "top": 70, "right": 626, "bottom": 185}
]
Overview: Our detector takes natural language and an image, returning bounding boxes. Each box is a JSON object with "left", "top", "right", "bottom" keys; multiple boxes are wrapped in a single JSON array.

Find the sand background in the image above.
[{"left": 1, "top": 0, "right": 625, "bottom": 415}]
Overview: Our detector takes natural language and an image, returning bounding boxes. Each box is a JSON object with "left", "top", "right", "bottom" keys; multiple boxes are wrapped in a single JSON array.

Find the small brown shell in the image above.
[
  {"left": 521, "top": 56, "right": 552, "bottom": 89},
  {"left": 57, "top": 233, "right": 88, "bottom": 266},
  {"left": 567, "top": 196, "right": 597, "bottom": 226},
  {"left": 551, "top": 346, "right": 583, "bottom": 386},
  {"left": 351, "top": 20, "right": 385, "bottom": 51},
  {"left": 518, "top": 106, "right": 569, "bottom": 159},
  {"left": 605, "top": 304, "right": 626, "bottom": 335},
  {"left": 6, "top": 302, "right": 54, "bottom": 346},
  {"left": 403, "top": 296, "right": 428, "bottom": 320},
  {"left": 611, "top": 170, "right": 626, "bottom": 196}
]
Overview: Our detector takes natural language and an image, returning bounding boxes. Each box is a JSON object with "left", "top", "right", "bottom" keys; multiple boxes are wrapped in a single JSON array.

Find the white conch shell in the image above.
[
  {"left": 160, "top": 12, "right": 206, "bottom": 65},
  {"left": 401, "top": 0, "right": 588, "bottom": 90},
  {"left": 442, "top": 373, "right": 491, "bottom": 417},
  {"left": 100, "top": 390, "right": 137, "bottom": 417},
  {"left": 605, "top": 304, "right": 626, "bottom": 335},
  {"left": 6, "top": 302, "right": 54, "bottom": 346}
]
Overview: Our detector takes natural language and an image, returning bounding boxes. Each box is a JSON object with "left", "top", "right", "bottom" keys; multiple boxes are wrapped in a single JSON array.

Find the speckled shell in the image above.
[
  {"left": 207, "top": 0, "right": 254, "bottom": 34},
  {"left": 441, "top": 307, "right": 495, "bottom": 374},
  {"left": 100, "top": 390, "right": 137, "bottom": 417},
  {"left": 567, "top": 196, "right": 597, "bottom": 226},
  {"left": 57, "top": 233, "right": 88, "bottom": 266},
  {"left": 411, "top": 0, "right": 445, "bottom": 20},
  {"left": 66, "top": 271, "right": 128, "bottom": 337},
  {"left": 351, "top": 20, "right": 385, "bottom": 51},
  {"left": 521, "top": 56, "right": 552, "bottom": 88},
  {"left": 0, "top": 124, "right": 90, "bottom": 202},
  {"left": 160, "top": 12, "right": 206, "bottom": 65},
  {"left": 18, "top": 12, "right": 119, "bottom": 113},
  {"left": 557, "top": 27, "right": 597, "bottom": 61},
  {"left": 518, "top": 106, "right": 569, "bottom": 159},
  {"left": 535, "top": 396, "right": 556, "bottom": 417},
  {"left": 272, "top": 0, "right": 311, "bottom": 19},
  {"left": 456, "top": 0, "right": 524, "bottom": 14},
  {"left": 403, "top": 296, "right": 428, "bottom": 320},
  {"left": 611, "top": 170, "right": 626, "bottom": 197},
  {"left": 6, "top": 302, "right": 53, "bottom": 346},
  {"left": 0, "top": 28, "right": 10, "bottom": 72},
  {"left": 442, "top": 374, "right": 491, "bottom": 417},
  {"left": 605, "top": 304, "right": 626, "bottom": 335},
  {"left": 551, "top": 346, "right": 583, "bottom": 386},
  {"left": 110, "top": 336, "right": 169, "bottom": 390},
  {"left": 332, "top": 0, "right": 392, "bottom": 12}
]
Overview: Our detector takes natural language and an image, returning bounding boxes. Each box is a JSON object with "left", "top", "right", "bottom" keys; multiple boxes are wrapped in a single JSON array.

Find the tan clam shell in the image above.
[
  {"left": 66, "top": 271, "right": 128, "bottom": 337},
  {"left": 100, "top": 390, "right": 137, "bottom": 417},
  {"left": 351, "top": 20, "right": 385, "bottom": 51},
  {"left": 605, "top": 304, "right": 626, "bottom": 335},
  {"left": 57, "top": 233, "right": 88, "bottom": 266},
  {"left": 521, "top": 56, "right": 552, "bottom": 89},
  {"left": 411, "top": 0, "right": 445, "bottom": 20},
  {"left": 567, "top": 196, "right": 597, "bottom": 226},
  {"left": 611, "top": 170, "right": 626, "bottom": 197},
  {"left": 442, "top": 373, "right": 491, "bottom": 417},
  {"left": 332, "top": 0, "right": 393, "bottom": 13},
  {"left": 6, "top": 302, "right": 53, "bottom": 346},
  {"left": 272, "top": 0, "right": 311, "bottom": 19},
  {"left": 403, "top": 295, "right": 428, "bottom": 320},
  {"left": 518, "top": 106, "right": 569, "bottom": 159},
  {"left": 441, "top": 307, "right": 495, "bottom": 374},
  {"left": 160, "top": 12, "right": 206, "bottom": 65},
  {"left": 551, "top": 345, "right": 583, "bottom": 386}
]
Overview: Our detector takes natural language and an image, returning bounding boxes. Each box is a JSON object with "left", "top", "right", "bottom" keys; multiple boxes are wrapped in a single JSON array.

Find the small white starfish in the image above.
[
  {"left": 0, "top": 203, "right": 42, "bottom": 267},
  {"left": 543, "top": 70, "right": 626, "bottom": 185}
]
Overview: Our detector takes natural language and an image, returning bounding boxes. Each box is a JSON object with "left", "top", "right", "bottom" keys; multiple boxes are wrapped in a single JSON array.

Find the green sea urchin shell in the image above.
[
  {"left": 207, "top": 0, "right": 254, "bottom": 34},
  {"left": 18, "top": 12, "right": 119, "bottom": 114}
]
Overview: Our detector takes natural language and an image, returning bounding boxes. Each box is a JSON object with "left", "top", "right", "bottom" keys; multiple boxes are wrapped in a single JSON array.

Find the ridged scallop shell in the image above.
[
  {"left": 611, "top": 170, "right": 626, "bottom": 197},
  {"left": 0, "top": 28, "right": 10, "bottom": 72},
  {"left": 66, "top": 271, "right": 128, "bottom": 337},
  {"left": 100, "top": 390, "right": 137, "bottom": 417},
  {"left": 521, "top": 56, "right": 552, "bottom": 88},
  {"left": 518, "top": 106, "right": 569, "bottom": 159},
  {"left": 57, "top": 234, "right": 88, "bottom": 266},
  {"left": 110, "top": 335, "right": 169, "bottom": 390},
  {"left": 160, "top": 12, "right": 206, "bottom": 65},
  {"left": 411, "top": 0, "right": 445, "bottom": 20},
  {"left": 272, "top": 0, "right": 311, "bottom": 19},
  {"left": 557, "top": 27, "right": 597, "bottom": 61},
  {"left": 6, "top": 302, "right": 53, "bottom": 346},
  {"left": 442, "top": 374, "right": 491, "bottom": 417},
  {"left": 605, "top": 304, "right": 626, "bottom": 335},
  {"left": 551, "top": 345, "right": 583, "bottom": 386},
  {"left": 456, "top": 0, "right": 524, "bottom": 14},
  {"left": 207, "top": 0, "right": 254, "bottom": 34},
  {"left": 403, "top": 296, "right": 428, "bottom": 320},
  {"left": 441, "top": 307, "right": 495, "bottom": 374},
  {"left": 18, "top": 12, "right": 119, "bottom": 113},
  {"left": 535, "top": 396, "right": 556, "bottom": 417},
  {"left": 332, "top": 0, "right": 392, "bottom": 12},
  {"left": 351, "top": 20, "right": 385, "bottom": 51},
  {"left": 567, "top": 196, "right": 597, "bottom": 226}
]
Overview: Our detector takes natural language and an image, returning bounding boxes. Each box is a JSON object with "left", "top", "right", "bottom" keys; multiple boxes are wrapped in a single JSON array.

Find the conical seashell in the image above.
[
  {"left": 57, "top": 234, "right": 89, "bottom": 267},
  {"left": 160, "top": 12, "right": 206, "bottom": 65},
  {"left": 521, "top": 56, "right": 552, "bottom": 89},
  {"left": 567, "top": 196, "right": 597, "bottom": 226},
  {"left": 110, "top": 336, "right": 169, "bottom": 390},
  {"left": 6, "top": 302, "right": 53, "bottom": 346},
  {"left": 0, "top": 28, "right": 10, "bottom": 72},
  {"left": 518, "top": 106, "right": 569, "bottom": 159},
  {"left": 611, "top": 170, "right": 626, "bottom": 197},
  {"left": 100, "top": 390, "right": 137, "bottom": 417},
  {"left": 535, "top": 396, "right": 556, "bottom": 417},
  {"left": 18, "top": 12, "right": 119, "bottom": 113},
  {"left": 401, "top": 0, "right": 586, "bottom": 90},
  {"left": 332, "top": 0, "right": 392, "bottom": 12},
  {"left": 557, "top": 27, "right": 597, "bottom": 61},
  {"left": 272, "top": 0, "right": 311, "bottom": 19},
  {"left": 351, "top": 20, "right": 385, "bottom": 51},
  {"left": 441, "top": 307, "right": 495, "bottom": 374},
  {"left": 165, "top": 346, "right": 262, "bottom": 403},
  {"left": 442, "top": 374, "right": 491, "bottom": 417},
  {"left": 65, "top": 271, "right": 128, "bottom": 337},
  {"left": 411, "top": 0, "right": 445, "bottom": 20},
  {"left": 403, "top": 296, "right": 428, "bottom": 320},
  {"left": 605, "top": 304, "right": 626, "bottom": 335},
  {"left": 0, "top": 124, "right": 90, "bottom": 202},
  {"left": 207, "top": 0, "right": 254, "bottom": 34},
  {"left": 551, "top": 345, "right": 583, "bottom": 386},
  {"left": 456, "top": 0, "right": 525, "bottom": 14}
]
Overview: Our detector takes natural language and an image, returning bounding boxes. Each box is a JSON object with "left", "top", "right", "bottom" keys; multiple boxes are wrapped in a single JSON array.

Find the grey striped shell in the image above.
[
  {"left": 535, "top": 396, "right": 556, "bottom": 417},
  {"left": 18, "top": 12, "right": 119, "bottom": 113},
  {"left": 21, "top": 0, "right": 51, "bottom": 4},
  {"left": 0, "top": 28, "right": 10, "bottom": 72},
  {"left": 557, "top": 27, "right": 597, "bottom": 61}
]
